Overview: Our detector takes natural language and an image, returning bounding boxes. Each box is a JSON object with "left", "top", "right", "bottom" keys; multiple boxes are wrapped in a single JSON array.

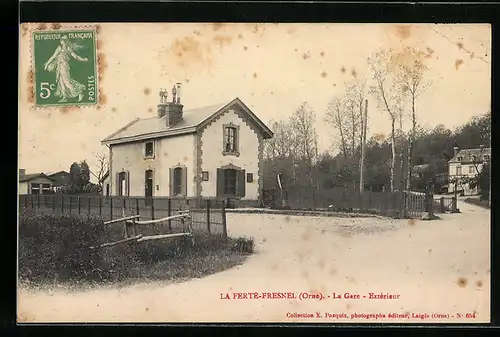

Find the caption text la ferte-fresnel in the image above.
[{"left": 220, "top": 291, "right": 400, "bottom": 301}]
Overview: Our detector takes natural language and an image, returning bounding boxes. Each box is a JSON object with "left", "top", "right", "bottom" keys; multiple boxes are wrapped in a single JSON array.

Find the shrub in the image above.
[
  {"left": 18, "top": 211, "right": 254, "bottom": 286},
  {"left": 19, "top": 212, "right": 106, "bottom": 282}
]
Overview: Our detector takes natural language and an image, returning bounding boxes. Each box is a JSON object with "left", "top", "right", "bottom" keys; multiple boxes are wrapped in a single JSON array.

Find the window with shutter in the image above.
[
  {"left": 237, "top": 169, "right": 246, "bottom": 197},
  {"left": 173, "top": 167, "right": 182, "bottom": 195},
  {"left": 181, "top": 167, "right": 188, "bottom": 196},
  {"left": 118, "top": 172, "right": 126, "bottom": 196},
  {"left": 216, "top": 168, "right": 225, "bottom": 197}
]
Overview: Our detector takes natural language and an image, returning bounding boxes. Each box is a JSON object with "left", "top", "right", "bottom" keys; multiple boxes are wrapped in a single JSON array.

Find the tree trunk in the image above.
[
  {"left": 405, "top": 97, "right": 416, "bottom": 190},
  {"left": 390, "top": 119, "right": 396, "bottom": 193}
]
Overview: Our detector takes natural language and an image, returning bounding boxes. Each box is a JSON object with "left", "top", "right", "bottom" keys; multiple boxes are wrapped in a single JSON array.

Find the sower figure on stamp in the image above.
[{"left": 43, "top": 35, "right": 88, "bottom": 103}]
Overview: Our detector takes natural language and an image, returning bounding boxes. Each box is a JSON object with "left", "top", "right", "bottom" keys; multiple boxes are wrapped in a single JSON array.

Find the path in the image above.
[{"left": 18, "top": 199, "right": 490, "bottom": 323}]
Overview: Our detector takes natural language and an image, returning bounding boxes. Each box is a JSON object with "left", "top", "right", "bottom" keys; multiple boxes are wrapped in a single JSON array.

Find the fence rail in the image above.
[{"left": 19, "top": 194, "right": 228, "bottom": 237}]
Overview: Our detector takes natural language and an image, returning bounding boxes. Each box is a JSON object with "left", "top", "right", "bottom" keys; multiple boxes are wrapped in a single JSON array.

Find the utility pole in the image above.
[{"left": 359, "top": 99, "right": 368, "bottom": 193}]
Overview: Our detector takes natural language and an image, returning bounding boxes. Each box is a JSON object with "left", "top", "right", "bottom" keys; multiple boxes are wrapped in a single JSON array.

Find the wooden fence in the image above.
[
  {"left": 18, "top": 194, "right": 228, "bottom": 237},
  {"left": 263, "top": 187, "right": 428, "bottom": 219}
]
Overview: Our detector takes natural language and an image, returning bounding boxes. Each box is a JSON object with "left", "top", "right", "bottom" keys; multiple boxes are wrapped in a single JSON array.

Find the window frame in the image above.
[
  {"left": 456, "top": 166, "right": 462, "bottom": 176},
  {"left": 118, "top": 171, "right": 126, "bottom": 196},
  {"left": 144, "top": 141, "right": 155, "bottom": 158},
  {"left": 246, "top": 172, "right": 254, "bottom": 183},
  {"left": 173, "top": 167, "right": 183, "bottom": 195},
  {"left": 202, "top": 171, "right": 209, "bottom": 181},
  {"left": 222, "top": 123, "right": 240, "bottom": 157},
  {"left": 469, "top": 166, "right": 475, "bottom": 174}
]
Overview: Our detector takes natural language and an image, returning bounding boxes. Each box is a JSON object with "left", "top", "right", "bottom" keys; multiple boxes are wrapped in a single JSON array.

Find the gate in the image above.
[
  {"left": 405, "top": 191, "right": 426, "bottom": 218},
  {"left": 434, "top": 196, "right": 458, "bottom": 213}
]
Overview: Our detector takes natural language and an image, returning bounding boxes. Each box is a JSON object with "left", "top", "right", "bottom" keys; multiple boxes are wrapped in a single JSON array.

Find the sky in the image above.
[{"left": 18, "top": 23, "right": 491, "bottom": 180}]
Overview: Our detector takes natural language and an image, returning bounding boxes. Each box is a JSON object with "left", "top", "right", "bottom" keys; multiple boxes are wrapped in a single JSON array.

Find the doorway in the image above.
[{"left": 145, "top": 170, "right": 153, "bottom": 205}]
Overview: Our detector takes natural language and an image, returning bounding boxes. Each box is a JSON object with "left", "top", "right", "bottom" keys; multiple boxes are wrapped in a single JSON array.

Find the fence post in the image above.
[
  {"left": 221, "top": 199, "right": 227, "bottom": 239},
  {"left": 61, "top": 195, "right": 64, "bottom": 214},
  {"left": 37, "top": 194, "right": 40, "bottom": 210},
  {"left": 78, "top": 196, "right": 81, "bottom": 215},
  {"left": 109, "top": 197, "right": 113, "bottom": 221},
  {"left": 123, "top": 197, "right": 126, "bottom": 215},
  {"left": 136, "top": 198, "right": 139, "bottom": 216},
  {"left": 99, "top": 196, "right": 102, "bottom": 216},
  {"left": 206, "top": 199, "right": 211, "bottom": 234},
  {"left": 25, "top": 195, "right": 28, "bottom": 209},
  {"left": 167, "top": 198, "right": 172, "bottom": 233},
  {"left": 440, "top": 197, "right": 445, "bottom": 213},
  {"left": 452, "top": 197, "right": 457, "bottom": 213},
  {"left": 52, "top": 195, "right": 55, "bottom": 212}
]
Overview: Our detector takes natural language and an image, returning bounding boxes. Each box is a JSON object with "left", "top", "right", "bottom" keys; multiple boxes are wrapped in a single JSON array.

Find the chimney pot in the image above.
[
  {"left": 19, "top": 169, "right": 26, "bottom": 177},
  {"left": 453, "top": 146, "right": 459, "bottom": 157}
]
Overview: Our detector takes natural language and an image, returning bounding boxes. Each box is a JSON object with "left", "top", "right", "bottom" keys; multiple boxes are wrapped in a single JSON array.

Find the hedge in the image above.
[{"left": 18, "top": 211, "right": 254, "bottom": 285}]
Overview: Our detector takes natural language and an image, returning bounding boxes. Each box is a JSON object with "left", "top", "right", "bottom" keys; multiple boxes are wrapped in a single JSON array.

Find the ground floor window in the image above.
[{"left": 30, "top": 183, "right": 40, "bottom": 195}]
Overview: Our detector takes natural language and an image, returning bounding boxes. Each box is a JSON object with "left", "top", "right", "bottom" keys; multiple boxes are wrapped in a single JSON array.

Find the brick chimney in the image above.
[
  {"left": 157, "top": 83, "right": 184, "bottom": 127},
  {"left": 19, "top": 169, "right": 26, "bottom": 178},
  {"left": 453, "top": 146, "right": 459, "bottom": 157}
]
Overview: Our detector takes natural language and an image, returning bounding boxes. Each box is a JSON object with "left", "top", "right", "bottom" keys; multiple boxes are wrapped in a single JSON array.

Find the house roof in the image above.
[
  {"left": 448, "top": 147, "right": 491, "bottom": 164},
  {"left": 19, "top": 173, "right": 54, "bottom": 182},
  {"left": 45, "top": 171, "right": 69, "bottom": 177},
  {"left": 101, "top": 97, "right": 274, "bottom": 145}
]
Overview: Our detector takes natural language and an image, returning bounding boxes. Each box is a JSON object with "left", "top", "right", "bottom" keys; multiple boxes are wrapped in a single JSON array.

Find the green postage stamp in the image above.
[{"left": 31, "top": 28, "right": 99, "bottom": 107}]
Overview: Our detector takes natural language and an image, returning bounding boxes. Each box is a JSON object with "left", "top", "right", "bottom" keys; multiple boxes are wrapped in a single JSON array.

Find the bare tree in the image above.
[
  {"left": 290, "top": 102, "right": 319, "bottom": 189},
  {"left": 90, "top": 151, "right": 109, "bottom": 187},
  {"left": 394, "top": 47, "right": 432, "bottom": 190},
  {"left": 367, "top": 49, "right": 407, "bottom": 193},
  {"left": 325, "top": 97, "right": 349, "bottom": 160}
]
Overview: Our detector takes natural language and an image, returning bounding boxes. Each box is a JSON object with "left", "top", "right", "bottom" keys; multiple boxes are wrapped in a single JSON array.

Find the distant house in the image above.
[
  {"left": 101, "top": 170, "right": 110, "bottom": 196},
  {"left": 18, "top": 169, "right": 54, "bottom": 195},
  {"left": 46, "top": 171, "right": 70, "bottom": 191},
  {"left": 448, "top": 145, "right": 491, "bottom": 195}
]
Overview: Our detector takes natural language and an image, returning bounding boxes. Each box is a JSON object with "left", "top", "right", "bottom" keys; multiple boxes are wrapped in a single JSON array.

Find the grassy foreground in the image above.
[{"left": 18, "top": 212, "right": 254, "bottom": 290}]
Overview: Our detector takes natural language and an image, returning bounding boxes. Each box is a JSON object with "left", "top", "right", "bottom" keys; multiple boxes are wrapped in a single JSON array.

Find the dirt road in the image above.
[{"left": 18, "top": 200, "right": 490, "bottom": 323}]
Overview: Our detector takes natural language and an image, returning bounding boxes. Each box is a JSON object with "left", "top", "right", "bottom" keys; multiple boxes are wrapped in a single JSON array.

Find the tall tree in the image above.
[
  {"left": 289, "top": 102, "right": 319, "bottom": 189},
  {"left": 394, "top": 47, "right": 433, "bottom": 190},
  {"left": 69, "top": 162, "right": 82, "bottom": 187},
  {"left": 367, "top": 49, "right": 407, "bottom": 192},
  {"left": 79, "top": 160, "right": 91, "bottom": 187}
]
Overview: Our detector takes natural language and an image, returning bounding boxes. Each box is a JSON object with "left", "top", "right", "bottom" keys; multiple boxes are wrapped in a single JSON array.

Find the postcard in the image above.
[{"left": 18, "top": 23, "right": 491, "bottom": 324}]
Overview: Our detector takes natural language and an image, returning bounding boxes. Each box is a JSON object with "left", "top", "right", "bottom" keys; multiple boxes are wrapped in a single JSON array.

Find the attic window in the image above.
[
  {"left": 223, "top": 124, "right": 240, "bottom": 156},
  {"left": 145, "top": 141, "right": 154, "bottom": 158},
  {"left": 457, "top": 156, "right": 462, "bottom": 161}
]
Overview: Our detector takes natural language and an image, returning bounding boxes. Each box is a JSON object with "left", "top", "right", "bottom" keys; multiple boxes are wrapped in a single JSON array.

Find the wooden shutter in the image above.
[
  {"left": 115, "top": 172, "right": 120, "bottom": 195},
  {"left": 169, "top": 168, "right": 174, "bottom": 196},
  {"left": 181, "top": 167, "right": 188, "bottom": 196},
  {"left": 217, "top": 168, "right": 224, "bottom": 197},
  {"left": 238, "top": 169, "right": 246, "bottom": 198},
  {"left": 126, "top": 171, "right": 130, "bottom": 196}
]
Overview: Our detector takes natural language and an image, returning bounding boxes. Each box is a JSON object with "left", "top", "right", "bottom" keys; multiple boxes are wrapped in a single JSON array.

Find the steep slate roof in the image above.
[
  {"left": 102, "top": 97, "right": 274, "bottom": 145},
  {"left": 19, "top": 173, "right": 54, "bottom": 182},
  {"left": 448, "top": 147, "right": 491, "bottom": 164}
]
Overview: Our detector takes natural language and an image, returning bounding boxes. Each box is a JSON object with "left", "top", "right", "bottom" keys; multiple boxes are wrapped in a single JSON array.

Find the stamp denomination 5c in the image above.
[{"left": 32, "top": 28, "right": 99, "bottom": 107}]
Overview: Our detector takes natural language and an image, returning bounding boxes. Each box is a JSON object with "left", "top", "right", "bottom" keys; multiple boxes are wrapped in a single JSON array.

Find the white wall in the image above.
[
  {"left": 19, "top": 182, "right": 29, "bottom": 194},
  {"left": 110, "top": 134, "right": 196, "bottom": 197},
  {"left": 200, "top": 107, "right": 260, "bottom": 200},
  {"left": 448, "top": 162, "right": 484, "bottom": 194}
]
